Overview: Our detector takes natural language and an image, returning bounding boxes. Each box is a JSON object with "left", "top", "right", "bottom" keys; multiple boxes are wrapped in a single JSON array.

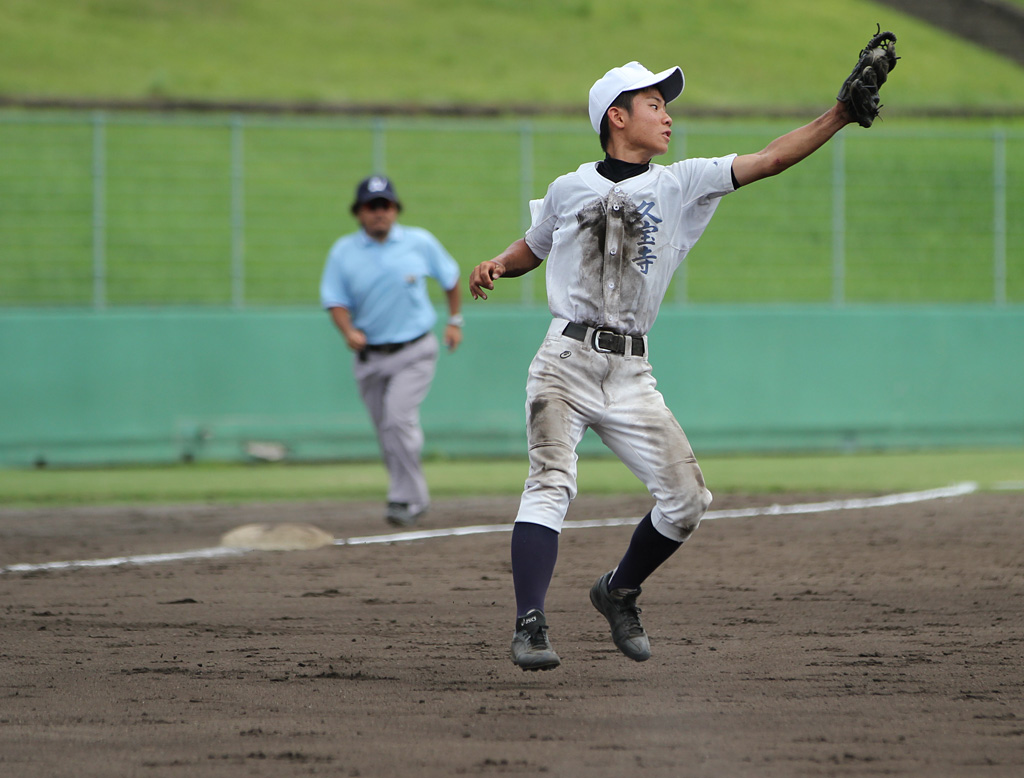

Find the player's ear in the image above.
[{"left": 606, "top": 105, "right": 629, "bottom": 130}]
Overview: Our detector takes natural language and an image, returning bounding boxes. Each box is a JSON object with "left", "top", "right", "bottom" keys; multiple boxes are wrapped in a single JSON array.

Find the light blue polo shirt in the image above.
[{"left": 320, "top": 223, "right": 460, "bottom": 345}]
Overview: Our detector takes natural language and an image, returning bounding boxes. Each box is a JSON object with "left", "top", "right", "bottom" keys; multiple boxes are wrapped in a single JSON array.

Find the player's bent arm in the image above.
[
  {"left": 490, "top": 238, "right": 544, "bottom": 278},
  {"left": 732, "top": 102, "right": 852, "bottom": 187},
  {"left": 469, "top": 239, "right": 544, "bottom": 300},
  {"left": 327, "top": 306, "right": 367, "bottom": 351}
]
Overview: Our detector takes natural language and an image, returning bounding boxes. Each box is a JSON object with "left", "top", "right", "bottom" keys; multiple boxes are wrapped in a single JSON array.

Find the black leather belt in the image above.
[
  {"left": 562, "top": 322, "right": 645, "bottom": 357},
  {"left": 361, "top": 332, "right": 427, "bottom": 358}
]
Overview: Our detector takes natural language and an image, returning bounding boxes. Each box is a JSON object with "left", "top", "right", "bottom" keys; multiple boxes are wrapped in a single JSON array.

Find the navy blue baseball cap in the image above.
[{"left": 351, "top": 175, "right": 402, "bottom": 213}]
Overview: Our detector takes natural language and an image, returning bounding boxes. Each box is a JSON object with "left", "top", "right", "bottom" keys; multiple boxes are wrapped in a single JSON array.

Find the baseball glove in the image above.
[{"left": 837, "top": 26, "right": 899, "bottom": 128}]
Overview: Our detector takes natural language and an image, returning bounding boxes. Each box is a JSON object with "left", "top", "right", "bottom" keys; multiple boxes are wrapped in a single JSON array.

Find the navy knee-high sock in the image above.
[
  {"left": 510, "top": 522, "right": 559, "bottom": 617},
  {"left": 608, "top": 512, "right": 682, "bottom": 591}
]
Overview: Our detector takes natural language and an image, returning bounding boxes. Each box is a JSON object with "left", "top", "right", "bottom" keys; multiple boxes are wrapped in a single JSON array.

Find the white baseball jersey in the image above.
[
  {"left": 515, "top": 155, "right": 737, "bottom": 539},
  {"left": 525, "top": 155, "right": 737, "bottom": 335}
]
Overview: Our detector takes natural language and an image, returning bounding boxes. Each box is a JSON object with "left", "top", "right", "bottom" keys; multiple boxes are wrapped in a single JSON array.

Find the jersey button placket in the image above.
[{"left": 604, "top": 189, "right": 626, "bottom": 321}]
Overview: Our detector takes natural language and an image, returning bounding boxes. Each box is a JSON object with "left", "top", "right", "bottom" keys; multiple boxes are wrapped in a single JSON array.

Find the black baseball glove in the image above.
[{"left": 837, "top": 26, "right": 899, "bottom": 128}]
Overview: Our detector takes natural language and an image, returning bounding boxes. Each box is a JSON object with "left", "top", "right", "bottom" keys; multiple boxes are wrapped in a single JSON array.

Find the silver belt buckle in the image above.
[{"left": 592, "top": 329, "right": 618, "bottom": 354}]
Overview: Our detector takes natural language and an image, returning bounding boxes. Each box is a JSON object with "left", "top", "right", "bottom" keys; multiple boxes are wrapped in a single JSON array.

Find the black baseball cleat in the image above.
[
  {"left": 510, "top": 609, "right": 561, "bottom": 671},
  {"left": 590, "top": 571, "right": 652, "bottom": 662}
]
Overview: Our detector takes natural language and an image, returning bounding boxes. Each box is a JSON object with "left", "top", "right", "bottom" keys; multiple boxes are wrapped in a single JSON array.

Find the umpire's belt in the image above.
[
  {"left": 562, "top": 322, "right": 645, "bottom": 358},
  {"left": 360, "top": 332, "right": 427, "bottom": 359}
]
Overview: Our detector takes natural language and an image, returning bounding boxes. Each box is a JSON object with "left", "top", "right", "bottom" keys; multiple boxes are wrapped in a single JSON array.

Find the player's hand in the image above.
[
  {"left": 834, "top": 99, "right": 854, "bottom": 125},
  {"left": 469, "top": 260, "right": 506, "bottom": 300}
]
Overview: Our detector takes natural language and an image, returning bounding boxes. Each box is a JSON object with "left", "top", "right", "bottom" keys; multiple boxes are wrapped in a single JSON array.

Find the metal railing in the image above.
[{"left": 1, "top": 111, "right": 1020, "bottom": 307}]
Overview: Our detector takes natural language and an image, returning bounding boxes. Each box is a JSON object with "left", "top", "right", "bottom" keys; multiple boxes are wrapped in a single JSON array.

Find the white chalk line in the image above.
[
  {"left": 1, "top": 546, "right": 248, "bottom": 574},
  {"left": 0, "top": 482, "right": 978, "bottom": 575}
]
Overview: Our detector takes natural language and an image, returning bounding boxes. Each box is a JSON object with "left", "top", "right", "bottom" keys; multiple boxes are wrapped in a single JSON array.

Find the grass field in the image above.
[
  {"left": 1, "top": 449, "right": 1021, "bottom": 507},
  {"left": 3, "top": 1, "right": 1024, "bottom": 110},
  {"left": 3, "top": 2, "right": 1023, "bottom": 307}
]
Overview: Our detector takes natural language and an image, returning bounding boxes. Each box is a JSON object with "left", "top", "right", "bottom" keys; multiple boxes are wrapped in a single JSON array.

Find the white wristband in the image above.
[{"left": 447, "top": 313, "right": 464, "bottom": 327}]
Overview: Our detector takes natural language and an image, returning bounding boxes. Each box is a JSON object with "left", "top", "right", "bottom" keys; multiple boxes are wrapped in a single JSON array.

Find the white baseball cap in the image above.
[{"left": 588, "top": 61, "right": 685, "bottom": 134}]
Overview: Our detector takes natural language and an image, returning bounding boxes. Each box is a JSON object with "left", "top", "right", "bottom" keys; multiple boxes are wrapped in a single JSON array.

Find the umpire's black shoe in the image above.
[
  {"left": 510, "top": 609, "right": 561, "bottom": 671},
  {"left": 590, "top": 571, "right": 652, "bottom": 662},
  {"left": 385, "top": 502, "right": 426, "bottom": 528}
]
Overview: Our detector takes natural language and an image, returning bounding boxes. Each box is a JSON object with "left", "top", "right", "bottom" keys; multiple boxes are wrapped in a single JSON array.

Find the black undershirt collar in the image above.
[
  {"left": 597, "top": 154, "right": 742, "bottom": 189},
  {"left": 596, "top": 155, "right": 650, "bottom": 183}
]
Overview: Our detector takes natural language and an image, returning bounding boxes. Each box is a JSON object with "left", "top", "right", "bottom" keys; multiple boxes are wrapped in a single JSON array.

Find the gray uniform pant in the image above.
[
  {"left": 353, "top": 333, "right": 438, "bottom": 510},
  {"left": 515, "top": 318, "right": 712, "bottom": 542}
]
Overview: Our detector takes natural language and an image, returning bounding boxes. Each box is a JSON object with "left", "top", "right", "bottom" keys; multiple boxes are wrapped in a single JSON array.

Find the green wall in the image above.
[{"left": 1, "top": 306, "right": 1021, "bottom": 467}]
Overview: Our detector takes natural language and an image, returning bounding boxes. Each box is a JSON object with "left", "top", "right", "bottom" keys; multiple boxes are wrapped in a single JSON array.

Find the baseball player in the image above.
[
  {"left": 469, "top": 37, "right": 897, "bottom": 671},
  {"left": 321, "top": 175, "right": 463, "bottom": 528}
]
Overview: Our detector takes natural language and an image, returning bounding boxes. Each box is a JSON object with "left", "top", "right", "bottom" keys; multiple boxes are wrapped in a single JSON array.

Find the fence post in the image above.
[
  {"left": 519, "top": 121, "right": 534, "bottom": 304},
  {"left": 673, "top": 126, "right": 688, "bottom": 303},
  {"left": 993, "top": 129, "right": 1007, "bottom": 306},
  {"left": 831, "top": 132, "right": 846, "bottom": 306},
  {"left": 91, "top": 111, "right": 107, "bottom": 309},
  {"left": 230, "top": 115, "right": 245, "bottom": 308},
  {"left": 372, "top": 117, "right": 387, "bottom": 174}
]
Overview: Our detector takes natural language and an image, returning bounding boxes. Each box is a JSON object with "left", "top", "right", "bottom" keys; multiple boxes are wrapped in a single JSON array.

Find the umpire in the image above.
[{"left": 320, "top": 175, "right": 463, "bottom": 527}]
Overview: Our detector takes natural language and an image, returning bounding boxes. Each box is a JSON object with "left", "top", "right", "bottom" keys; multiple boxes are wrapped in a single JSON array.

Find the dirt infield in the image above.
[{"left": 1, "top": 490, "right": 1021, "bottom": 777}]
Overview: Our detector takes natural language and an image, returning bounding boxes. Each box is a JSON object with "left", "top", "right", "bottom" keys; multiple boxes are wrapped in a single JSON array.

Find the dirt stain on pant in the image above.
[{"left": 526, "top": 396, "right": 578, "bottom": 487}]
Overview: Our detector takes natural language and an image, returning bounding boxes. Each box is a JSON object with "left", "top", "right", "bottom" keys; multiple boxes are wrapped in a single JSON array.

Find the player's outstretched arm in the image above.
[
  {"left": 733, "top": 28, "right": 898, "bottom": 188},
  {"left": 469, "top": 239, "right": 543, "bottom": 300},
  {"left": 731, "top": 102, "right": 851, "bottom": 187}
]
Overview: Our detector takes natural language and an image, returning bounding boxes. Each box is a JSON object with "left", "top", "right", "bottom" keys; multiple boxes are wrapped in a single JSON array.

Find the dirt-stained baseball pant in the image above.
[
  {"left": 353, "top": 332, "right": 439, "bottom": 510},
  {"left": 514, "top": 318, "right": 712, "bottom": 542}
]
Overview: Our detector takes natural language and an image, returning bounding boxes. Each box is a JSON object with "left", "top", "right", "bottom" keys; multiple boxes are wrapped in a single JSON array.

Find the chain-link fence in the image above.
[{"left": 2, "top": 111, "right": 1021, "bottom": 308}]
